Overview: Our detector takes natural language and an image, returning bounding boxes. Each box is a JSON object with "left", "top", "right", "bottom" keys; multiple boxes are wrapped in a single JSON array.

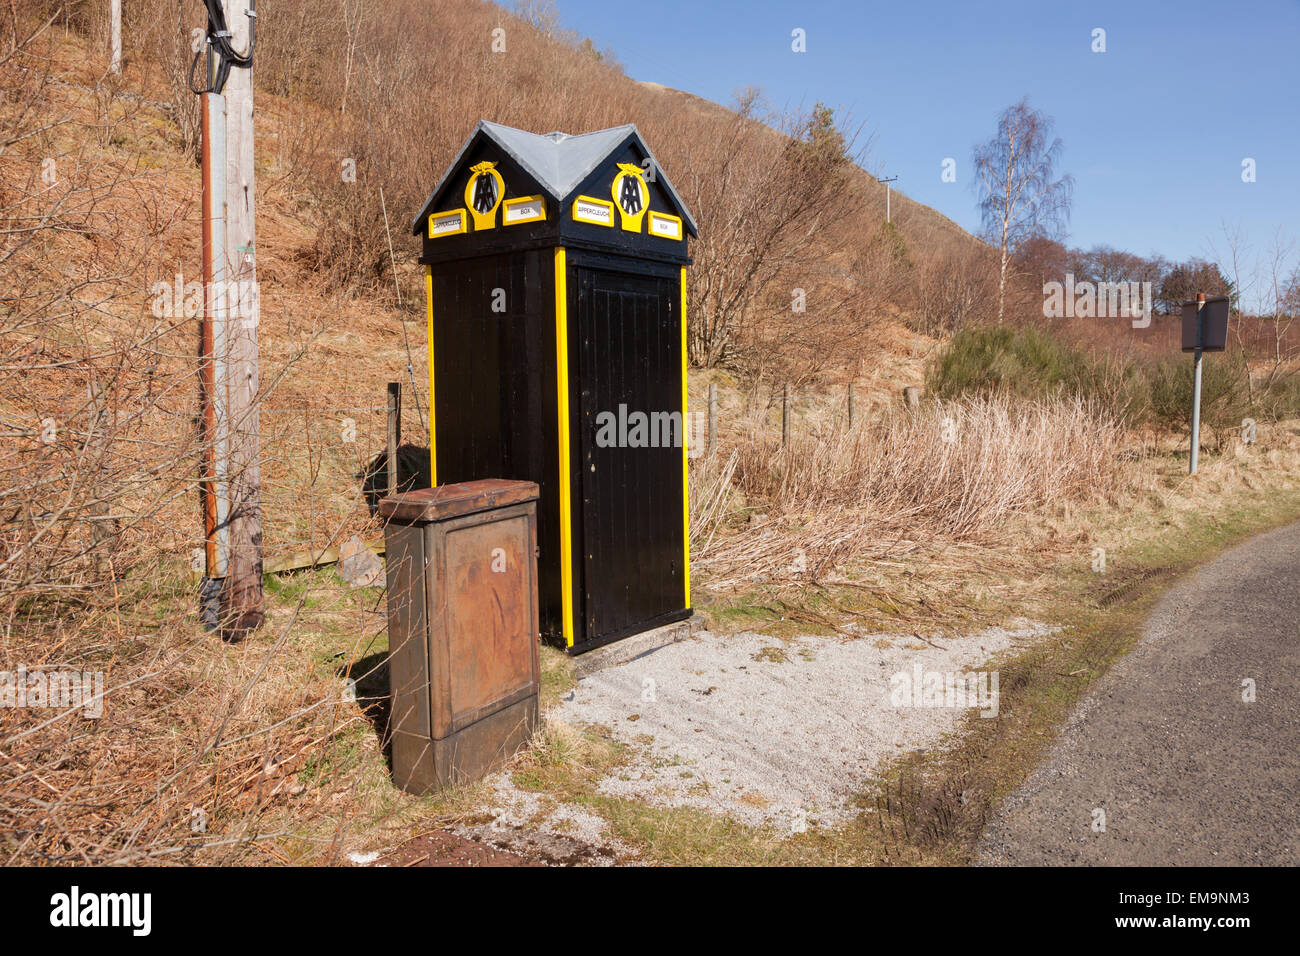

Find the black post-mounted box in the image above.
[{"left": 1181, "top": 296, "right": 1230, "bottom": 352}]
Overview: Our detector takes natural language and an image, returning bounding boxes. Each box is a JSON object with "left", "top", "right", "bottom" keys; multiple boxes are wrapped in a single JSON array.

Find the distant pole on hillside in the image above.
[
  {"left": 878, "top": 175, "right": 898, "bottom": 224},
  {"left": 110, "top": 0, "right": 122, "bottom": 74}
]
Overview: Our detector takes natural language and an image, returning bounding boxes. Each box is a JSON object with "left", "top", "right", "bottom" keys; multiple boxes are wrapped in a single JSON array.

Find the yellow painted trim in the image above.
[
  {"left": 648, "top": 211, "right": 684, "bottom": 241},
  {"left": 428, "top": 209, "right": 467, "bottom": 238},
  {"left": 426, "top": 266, "right": 437, "bottom": 484},
  {"left": 680, "top": 266, "right": 691, "bottom": 609},
  {"left": 502, "top": 194, "right": 547, "bottom": 226},
  {"left": 571, "top": 195, "right": 615, "bottom": 227},
  {"left": 555, "top": 248, "right": 575, "bottom": 646}
]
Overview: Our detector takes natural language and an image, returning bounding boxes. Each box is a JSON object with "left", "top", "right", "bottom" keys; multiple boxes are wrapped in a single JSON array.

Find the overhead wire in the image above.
[{"left": 189, "top": 0, "right": 257, "bottom": 95}]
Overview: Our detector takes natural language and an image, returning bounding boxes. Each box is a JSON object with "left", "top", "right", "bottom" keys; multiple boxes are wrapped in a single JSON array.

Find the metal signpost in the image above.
[{"left": 1181, "top": 293, "right": 1231, "bottom": 475}]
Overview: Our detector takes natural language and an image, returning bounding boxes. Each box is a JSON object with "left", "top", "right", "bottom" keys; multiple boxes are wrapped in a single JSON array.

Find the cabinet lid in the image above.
[{"left": 379, "top": 479, "right": 539, "bottom": 524}]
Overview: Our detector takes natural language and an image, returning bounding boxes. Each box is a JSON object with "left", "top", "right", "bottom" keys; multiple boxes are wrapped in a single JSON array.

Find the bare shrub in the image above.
[{"left": 910, "top": 235, "right": 999, "bottom": 336}]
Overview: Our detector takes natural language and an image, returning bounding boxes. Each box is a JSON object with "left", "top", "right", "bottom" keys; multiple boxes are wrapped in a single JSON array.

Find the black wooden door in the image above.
[{"left": 574, "top": 264, "right": 685, "bottom": 645}]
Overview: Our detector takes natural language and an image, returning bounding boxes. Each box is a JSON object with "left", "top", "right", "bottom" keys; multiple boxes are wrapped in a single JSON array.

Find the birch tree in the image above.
[
  {"left": 110, "top": 0, "right": 122, "bottom": 74},
  {"left": 973, "top": 98, "right": 1073, "bottom": 322}
]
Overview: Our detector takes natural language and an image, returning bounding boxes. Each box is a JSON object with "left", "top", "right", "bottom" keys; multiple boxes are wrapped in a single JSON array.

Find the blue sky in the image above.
[{"left": 552, "top": 0, "right": 1299, "bottom": 293}]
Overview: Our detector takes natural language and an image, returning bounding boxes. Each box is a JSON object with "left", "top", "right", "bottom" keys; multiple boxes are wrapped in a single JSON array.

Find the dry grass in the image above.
[
  {"left": 691, "top": 395, "right": 1126, "bottom": 588},
  {"left": 0, "top": 574, "right": 374, "bottom": 864}
]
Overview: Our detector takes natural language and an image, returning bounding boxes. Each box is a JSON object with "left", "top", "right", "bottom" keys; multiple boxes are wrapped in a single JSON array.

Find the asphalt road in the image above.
[{"left": 979, "top": 521, "right": 1300, "bottom": 865}]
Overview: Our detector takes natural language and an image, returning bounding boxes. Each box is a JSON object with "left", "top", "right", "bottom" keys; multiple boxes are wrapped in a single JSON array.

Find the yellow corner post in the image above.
[
  {"left": 554, "top": 248, "right": 575, "bottom": 646},
  {"left": 426, "top": 266, "right": 437, "bottom": 484},
  {"left": 681, "top": 266, "right": 691, "bottom": 609}
]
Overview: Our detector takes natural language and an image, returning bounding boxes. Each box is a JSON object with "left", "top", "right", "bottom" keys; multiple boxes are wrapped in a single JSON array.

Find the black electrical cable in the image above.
[{"left": 189, "top": 0, "right": 256, "bottom": 95}]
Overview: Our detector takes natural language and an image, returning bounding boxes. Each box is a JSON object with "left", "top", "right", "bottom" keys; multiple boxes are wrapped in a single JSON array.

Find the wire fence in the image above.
[
  {"left": 252, "top": 379, "right": 914, "bottom": 576},
  {"left": 252, "top": 379, "right": 900, "bottom": 577}
]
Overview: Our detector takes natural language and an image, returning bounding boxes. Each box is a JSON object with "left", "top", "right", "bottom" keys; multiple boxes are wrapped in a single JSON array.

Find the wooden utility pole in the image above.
[
  {"left": 221, "top": 0, "right": 262, "bottom": 638},
  {"left": 193, "top": 0, "right": 263, "bottom": 638},
  {"left": 110, "top": 0, "right": 122, "bottom": 74}
]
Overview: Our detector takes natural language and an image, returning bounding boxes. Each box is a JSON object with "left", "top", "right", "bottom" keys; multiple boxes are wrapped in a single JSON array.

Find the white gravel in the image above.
[{"left": 557, "top": 621, "right": 1056, "bottom": 831}]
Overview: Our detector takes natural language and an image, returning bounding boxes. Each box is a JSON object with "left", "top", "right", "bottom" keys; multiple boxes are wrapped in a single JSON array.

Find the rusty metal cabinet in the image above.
[{"left": 380, "top": 479, "right": 540, "bottom": 794}]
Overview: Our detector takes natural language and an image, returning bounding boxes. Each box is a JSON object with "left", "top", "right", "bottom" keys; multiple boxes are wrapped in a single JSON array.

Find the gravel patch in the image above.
[{"left": 557, "top": 620, "right": 1055, "bottom": 830}]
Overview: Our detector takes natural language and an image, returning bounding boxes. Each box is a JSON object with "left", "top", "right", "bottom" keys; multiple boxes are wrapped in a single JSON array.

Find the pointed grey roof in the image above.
[{"left": 412, "top": 120, "right": 698, "bottom": 236}]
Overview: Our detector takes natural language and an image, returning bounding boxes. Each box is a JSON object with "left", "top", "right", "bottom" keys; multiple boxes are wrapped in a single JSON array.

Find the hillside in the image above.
[
  {"left": 2, "top": 1, "right": 992, "bottom": 564},
  {"left": 629, "top": 75, "right": 979, "bottom": 253}
]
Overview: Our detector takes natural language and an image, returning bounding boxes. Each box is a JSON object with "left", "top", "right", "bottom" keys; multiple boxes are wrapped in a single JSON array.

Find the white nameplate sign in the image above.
[
  {"left": 648, "top": 211, "right": 683, "bottom": 241},
  {"left": 503, "top": 196, "right": 546, "bottom": 225},
  {"left": 429, "top": 210, "right": 466, "bottom": 237},
  {"left": 572, "top": 196, "right": 614, "bottom": 227}
]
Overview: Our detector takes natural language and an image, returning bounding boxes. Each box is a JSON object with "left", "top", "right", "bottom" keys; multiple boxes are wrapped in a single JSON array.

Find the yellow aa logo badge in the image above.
[
  {"left": 464, "top": 161, "right": 505, "bottom": 230},
  {"left": 611, "top": 163, "right": 649, "bottom": 233}
]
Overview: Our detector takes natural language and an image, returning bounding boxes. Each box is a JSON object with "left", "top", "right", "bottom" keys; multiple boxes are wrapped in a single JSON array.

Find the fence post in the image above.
[
  {"left": 847, "top": 383, "right": 856, "bottom": 429},
  {"left": 707, "top": 382, "right": 717, "bottom": 457},
  {"left": 781, "top": 383, "right": 791, "bottom": 447},
  {"left": 387, "top": 381, "right": 401, "bottom": 497}
]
